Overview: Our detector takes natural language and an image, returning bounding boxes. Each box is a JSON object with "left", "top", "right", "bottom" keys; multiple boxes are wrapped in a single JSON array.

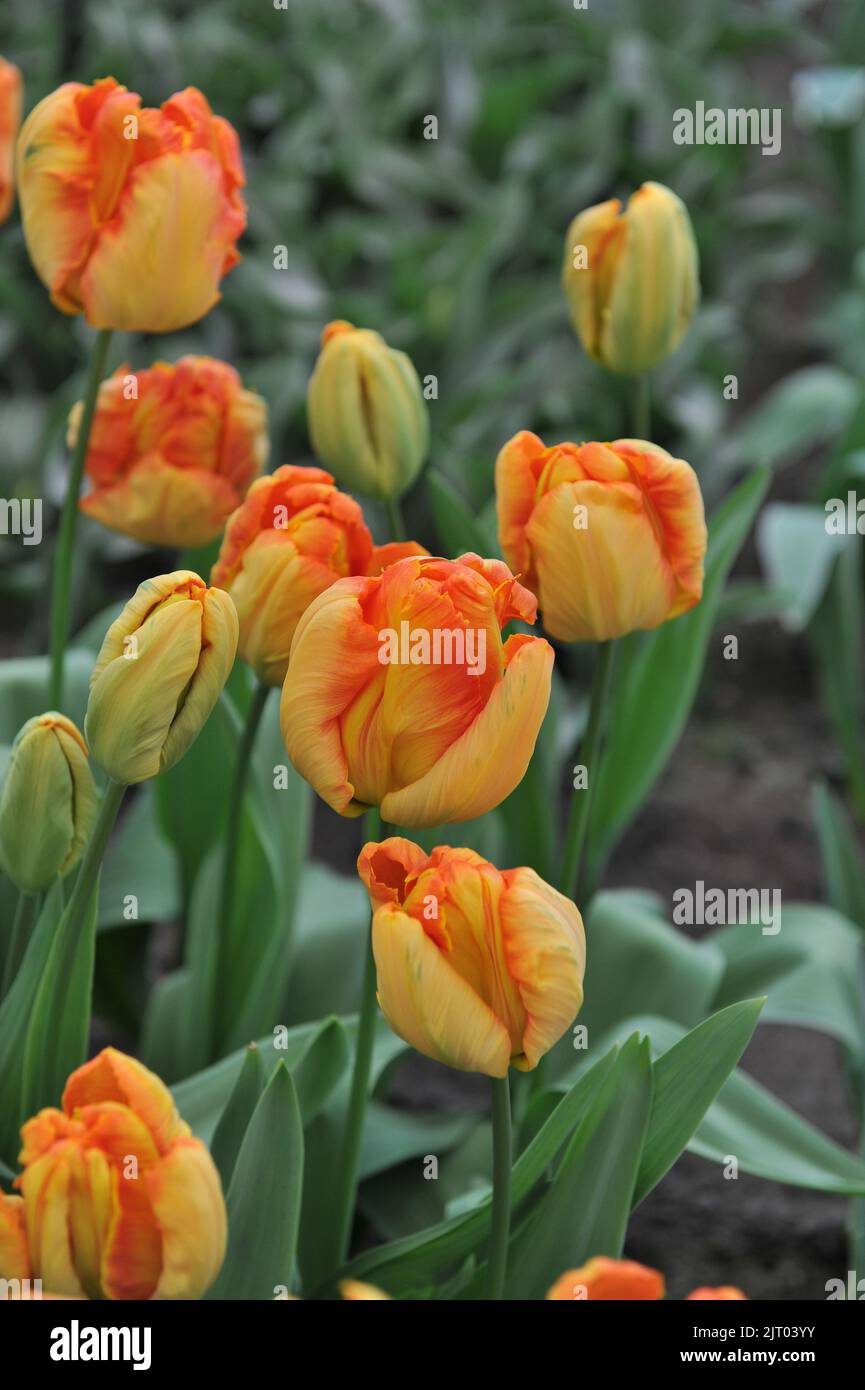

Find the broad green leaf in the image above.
[
  {"left": 633, "top": 998, "right": 764, "bottom": 1204},
  {"left": 139, "top": 969, "right": 191, "bottom": 1080},
  {"left": 98, "top": 786, "right": 181, "bottom": 931},
  {"left": 333, "top": 1044, "right": 620, "bottom": 1296},
  {"left": 0, "top": 653, "right": 92, "bottom": 743},
  {"left": 813, "top": 782, "right": 865, "bottom": 932},
  {"left": 756, "top": 502, "right": 843, "bottom": 632},
  {"left": 586, "top": 468, "right": 770, "bottom": 882},
  {"left": 810, "top": 541, "right": 865, "bottom": 820},
  {"left": 726, "top": 366, "right": 858, "bottom": 472},
  {"left": 210, "top": 1043, "right": 266, "bottom": 1191},
  {"left": 427, "top": 466, "right": 499, "bottom": 559},
  {"left": 360, "top": 1101, "right": 476, "bottom": 1181},
  {"left": 209, "top": 1063, "right": 304, "bottom": 1300},
  {"left": 503, "top": 1036, "right": 653, "bottom": 1299},
  {"left": 284, "top": 866, "right": 368, "bottom": 1025},
  {"left": 593, "top": 1014, "right": 865, "bottom": 1195}
]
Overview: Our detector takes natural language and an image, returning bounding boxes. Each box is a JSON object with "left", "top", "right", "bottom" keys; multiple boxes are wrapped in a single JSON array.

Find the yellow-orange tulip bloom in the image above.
[
  {"left": 686, "top": 1286, "right": 747, "bottom": 1300},
  {"left": 357, "top": 838, "right": 585, "bottom": 1077},
  {"left": 307, "top": 320, "right": 429, "bottom": 501},
  {"left": 212, "top": 464, "right": 426, "bottom": 687},
  {"left": 562, "top": 181, "right": 699, "bottom": 375},
  {"left": 340, "top": 1280, "right": 392, "bottom": 1300},
  {"left": 281, "top": 553, "right": 553, "bottom": 826},
  {"left": 17, "top": 77, "right": 245, "bottom": 332},
  {"left": 70, "top": 356, "right": 267, "bottom": 548},
  {"left": 0, "top": 1048, "right": 226, "bottom": 1299},
  {"left": 547, "top": 1257, "right": 665, "bottom": 1301},
  {"left": 0, "top": 712, "right": 97, "bottom": 894},
  {"left": 0, "top": 57, "right": 22, "bottom": 223},
  {"left": 85, "top": 570, "right": 238, "bottom": 784},
  {"left": 496, "top": 431, "right": 706, "bottom": 642}
]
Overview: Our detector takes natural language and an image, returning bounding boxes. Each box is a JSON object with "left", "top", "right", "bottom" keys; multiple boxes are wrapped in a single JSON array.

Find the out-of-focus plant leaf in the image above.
[
  {"left": 756, "top": 502, "right": 843, "bottom": 632},
  {"left": 813, "top": 782, "right": 865, "bottom": 933},
  {"left": 809, "top": 539, "right": 865, "bottom": 819},
  {"left": 208, "top": 1063, "right": 304, "bottom": 1300},
  {"left": 98, "top": 786, "right": 181, "bottom": 930}
]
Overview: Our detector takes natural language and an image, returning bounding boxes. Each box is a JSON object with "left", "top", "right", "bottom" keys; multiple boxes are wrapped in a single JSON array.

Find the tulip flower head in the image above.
[
  {"left": 686, "top": 1286, "right": 747, "bottom": 1300},
  {"left": 70, "top": 357, "right": 267, "bottom": 548},
  {"left": 307, "top": 320, "right": 429, "bottom": 501},
  {"left": 496, "top": 431, "right": 706, "bottom": 643},
  {"left": 562, "top": 181, "right": 699, "bottom": 375},
  {"left": 280, "top": 552, "right": 553, "bottom": 826},
  {"left": 0, "top": 1048, "right": 226, "bottom": 1299},
  {"left": 85, "top": 570, "right": 238, "bottom": 784},
  {"left": 212, "top": 464, "right": 426, "bottom": 687},
  {"left": 358, "top": 838, "right": 585, "bottom": 1077},
  {"left": 0, "top": 712, "right": 97, "bottom": 894},
  {"left": 547, "top": 1257, "right": 665, "bottom": 1301},
  {"left": 17, "top": 78, "right": 245, "bottom": 332},
  {"left": 340, "top": 1280, "right": 392, "bottom": 1300},
  {"left": 0, "top": 57, "right": 22, "bottom": 223}
]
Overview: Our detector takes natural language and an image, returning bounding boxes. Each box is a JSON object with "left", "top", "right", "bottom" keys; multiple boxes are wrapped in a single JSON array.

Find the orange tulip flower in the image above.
[
  {"left": 17, "top": 77, "right": 245, "bottom": 331},
  {"left": 547, "top": 1257, "right": 665, "bottom": 1301},
  {"left": 496, "top": 431, "right": 706, "bottom": 643},
  {"left": 686, "top": 1286, "right": 747, "bottom": 1300},
  {"left": 0, "top": 57, "right": 22, "bottom": 223},
  {"left": 0, "top": 1048, "right": 226, "bottom": 1300},
  {"left": 70, "top": 356, "right": 267, "bottom": 549},
  {"left": 280, "top": 553, "right": 553, "bottom": 826},
  {"left": 212, "top": 464, "right": 426, "bottom": 687},
  {"left": 358, "top": 839, "right": 585, "bottom": 1077}
]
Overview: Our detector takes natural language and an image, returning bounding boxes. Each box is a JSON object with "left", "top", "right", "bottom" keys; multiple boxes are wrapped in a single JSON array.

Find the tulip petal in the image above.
[
  {"left": 547, "top": 1257, "right": 665, "bottom": 1300},
  {"left": 147, "top": 1140, "right": 227, "bottom": 1300},
  {"left": 63, "top": 1047, "right": 189, "bottom": 1154},
  {"left": 0, "top": 1192, "right": 31, "bottom": 1280},
  {"left": 80, "top": 150, "right": 236, "bottom": 332},
  {"left": 499, "top": 868, "right": 585, "bottom": 1069},
  {"left": 19, "top": 1147, "right": 86, "bottom": 1297},
  {"left": 373, "top": 903, "right": 512, "bottom": 1076},
  {"left": 357, "top": 837, "right": 431, "bottom": 909},
  {"left": 380, "top": 633, "right": 552, "bottom": 827},
  {"left": 81, "top": 453, "right": 240, "bottom": 548}
]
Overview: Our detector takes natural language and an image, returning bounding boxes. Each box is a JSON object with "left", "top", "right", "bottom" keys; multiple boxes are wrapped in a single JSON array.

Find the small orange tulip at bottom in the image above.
[{"left": 547, "top": 1257, "right": 665, "bottom": 1301}]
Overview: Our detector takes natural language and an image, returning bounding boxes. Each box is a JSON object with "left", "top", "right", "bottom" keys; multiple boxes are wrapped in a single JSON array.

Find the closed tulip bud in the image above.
[
  {"left": 69, "top": 357, "right": 267, "bottom": 548},
  {"left": 17, "top": 78, "right": 245, "bottom": 332},
  {"left": 307, "top": 320, "right": 429, "bottom": 501},
  {"left": 0, "top": 713, "right": 97, "bottom": 894},
  {"left": 0, "top": 1048, "right": 226, "bottom": 1299},
  {"left": 358, "top": 839, "right": 584, "bottom": 1077},
  {"left": 85, "top": 570, "right": 238, "bottom": 784},
  {"left": 0, "top": 57, "right": 22, "bottom": 224},
  {"left": 496, "top": 431, "right": 706, "bottom": 643},
  {"left": 562, "top": 181, "right": 699, "bottom": 375},
  {"left": 547, "top": 1258, "right": 665, "bottom": 1301},
  {"left": 686, "top": 1286, "right": 747, "bottom": 1300},
  {"left": 212, "top": 464, "right": 426, "bottom": 687},
  {"left": 281, "top": 553, "right": 553, "bottom": 826}
]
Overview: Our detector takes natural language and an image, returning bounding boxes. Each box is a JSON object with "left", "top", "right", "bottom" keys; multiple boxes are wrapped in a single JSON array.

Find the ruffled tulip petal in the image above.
[
  {"left": 19, "top": 1149, "right": 87, "bottom": 1298},
  {"left": 0, "top": 1192, "right": 30, "bottom": 1280},
  {"left": 0, "top": 58, "right": 22, "bottom": 224},
  {"left": 280, "top": 579, "right": 382, "bottom": 816},
  {"left": 63, "top": 1047, "right": 189, "bottom": 1154},
  {"left": 357, "top": 837, "right": 431, "bottom": 909},
  {"left": 546, "top": 1257, "right": 665, "bottom": 1301},
  {"left": 81, "top": 454, "right": 241, "bottom": 548},
  {"left": 499, "top": 868, "right": 585, "bottom": 1069},
  {"left": 372, "top": 903, "right": 512, "bottom": 1077},
  {"left": 148, "top": 1140, "right": 227, "bottom": 1300},
  {"left": 381, "top": 633, "right": 553, "bottom": 827}
]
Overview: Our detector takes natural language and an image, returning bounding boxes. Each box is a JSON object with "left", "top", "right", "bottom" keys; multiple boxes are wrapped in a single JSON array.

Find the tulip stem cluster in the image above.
[
  {"left": 213, "top": 681, "right": 272, "bottom": 1054},
  {"left": 486, "top": 1075, "right": 513, "bottom": 1300},
  {"left": 48, "top": 328, "right": 112, "bottom": 708},
  {"left": 333, "top": 806, "right": 383, "bottom": 1267},
  {"left": 1, "top": 891, "right": 38, "bottom": 997},
  {"left": 560, "top": 640, "right": 617, "bottom": 904}
]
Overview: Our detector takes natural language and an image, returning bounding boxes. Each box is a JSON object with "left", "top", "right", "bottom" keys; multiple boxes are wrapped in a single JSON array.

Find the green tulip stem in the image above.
[
  {"left": 384, "top": 495, "right": 407, "bottom": 542},
  {"left": 48, "top": 328, "right": 113, "bottom": 709},
  {"left": 333, "top": 805, "right": 382, "bottom": 1267},
  {"left": 486, "top": 1075, "right": 513, "bottom": 1299},
  {"left": 633, "top": 373, "right": 650, "bottom": 439},
  {"left": 560, "top": 640, "right": 617, "bottom": 905},
  {"left": 212, "top": 680, "right": 272, "bottom": 1055},
  {"left": 2, "top": 891, "right": 39, "bottom": 998}
]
